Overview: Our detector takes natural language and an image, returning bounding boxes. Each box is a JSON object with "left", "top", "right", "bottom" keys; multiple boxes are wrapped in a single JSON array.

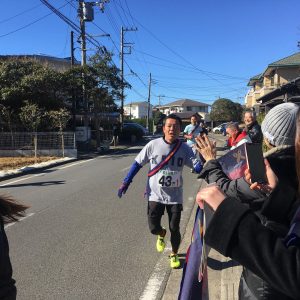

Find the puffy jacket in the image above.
[
  {"left": 205, "top": 184, "right": 300, "bottom": 300},
  {"left": 199, "top": 145, "right": 297, "bottom": 299},
  {"left": 0, "top": 217, "right": 16, "bottom": 299},
  {"left": 244, "top": 121, "right": 263, "bottom": 144}
]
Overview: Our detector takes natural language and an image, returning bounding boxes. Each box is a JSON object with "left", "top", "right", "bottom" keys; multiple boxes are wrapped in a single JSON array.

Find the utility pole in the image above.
[
  {"left": 158, "top": 94, "right": 165, "bottom": 106},
  {"left": 77, "top": 0, "right": 109, "bottom": 136},
  {"left": 120, "top": 26, "right": 137, "bottom": 127},
  {"left": 146, "top": 73, "right": 152, "bottom": 131},
  {"left": 70, "top": 31, "right": 75, "bottom": 67},
  {"left": 78, "top": 1, "right": 87, "bottom": 66},
  {"left": 70, "top": 30, "right": 76, "bottom": 130}
]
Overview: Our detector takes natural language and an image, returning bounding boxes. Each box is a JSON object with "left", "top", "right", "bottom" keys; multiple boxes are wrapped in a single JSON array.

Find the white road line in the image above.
[
  {"left": 0, "top": 159, "right": 95, "bottom": 186},
  {"left": 58, "top": 159, "right": 95, "bottom": 169},
  {"left": 0, "top": 175, "right": 38, "bottom": 187},
  {"left": 139, "top": 243, "right": 172, "bottom": 300},
  {"left": 4, "top": 213, "right": 35, "bottom": 229},
  {"left": 121, "top": 166, "right": 131, "bottom": 172}
]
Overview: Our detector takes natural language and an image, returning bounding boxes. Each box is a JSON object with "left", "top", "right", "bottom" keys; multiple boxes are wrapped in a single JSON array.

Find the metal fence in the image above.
[{"left": 0, "top": 132, "right": 76, "bottom": 150}]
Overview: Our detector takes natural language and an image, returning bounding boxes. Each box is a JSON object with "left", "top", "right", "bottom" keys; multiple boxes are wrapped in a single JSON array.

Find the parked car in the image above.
[
  {"left": 212, "top": 123, "right": 227, "bottom": 135},
  {"left": 124, "top": 122, "right": 149, "bottom": 135},
  {"left": 120, "top": 122, "right": 145, "bottom": 141}
]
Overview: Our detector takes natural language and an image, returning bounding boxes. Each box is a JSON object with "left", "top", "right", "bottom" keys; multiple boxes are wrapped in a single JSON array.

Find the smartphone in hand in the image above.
[{"left": 245, "top": 143, "right": 267, "bottom": 184}]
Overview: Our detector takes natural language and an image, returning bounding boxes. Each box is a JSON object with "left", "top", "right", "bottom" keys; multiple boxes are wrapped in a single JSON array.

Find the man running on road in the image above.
[{"left": 118, "top": 114, "right": 203, "bottom": 268}]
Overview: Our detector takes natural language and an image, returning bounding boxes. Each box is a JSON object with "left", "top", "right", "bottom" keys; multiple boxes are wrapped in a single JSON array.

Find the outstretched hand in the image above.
[
  {"left": 244, "top": 159, "right": 278, "bottom": 194},
  {"left": 117, "top": 182, "right": 129, "bottom": 198},
  {"left": 195, "top": 135, "right": 217, "bottom": 162}
]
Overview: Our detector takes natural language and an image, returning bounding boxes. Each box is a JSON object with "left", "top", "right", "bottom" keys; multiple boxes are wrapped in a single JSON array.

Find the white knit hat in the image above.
[{"left": 261, "top": 102, "right": 299, "bottom": 147}]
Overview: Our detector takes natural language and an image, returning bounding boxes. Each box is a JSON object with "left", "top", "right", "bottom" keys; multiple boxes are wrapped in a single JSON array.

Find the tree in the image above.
[
  {"left": 210, "top": 98, "right": 243, "bottom": 122},
  {"left": 0, "top": 104, "right": 16, "bottom": 147},
  {"left": 48, "top": 108, "right": 71, "bottom": 157},
  {"left": 19, "top": 101, "right": 44, "bottom": 158},
  {"left": 0, "top": 59, "right": 65, "bottom": 113}
]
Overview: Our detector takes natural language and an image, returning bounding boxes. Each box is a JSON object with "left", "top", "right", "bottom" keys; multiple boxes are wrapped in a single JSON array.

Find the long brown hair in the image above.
[
  {"left": 296, "top": 107, "right": 300, "bottom": 195},
  {"left": 0, "top": 194, "right": 29, "bottom": 224}
]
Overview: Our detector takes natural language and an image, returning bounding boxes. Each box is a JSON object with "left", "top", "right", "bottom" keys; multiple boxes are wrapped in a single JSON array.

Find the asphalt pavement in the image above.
[{"left": 1, "top": 134, "right": 242, "bottom": 299}]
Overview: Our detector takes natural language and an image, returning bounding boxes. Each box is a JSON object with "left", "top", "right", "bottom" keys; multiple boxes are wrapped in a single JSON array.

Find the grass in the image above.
[{"left": 0, "top": 156, "right": 59, "bottom": 171}]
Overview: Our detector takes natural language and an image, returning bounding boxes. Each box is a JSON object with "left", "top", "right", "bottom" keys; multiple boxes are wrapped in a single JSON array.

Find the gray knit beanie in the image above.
[{"left": 261, "top": 102, "right": 298, "bottom": 147}]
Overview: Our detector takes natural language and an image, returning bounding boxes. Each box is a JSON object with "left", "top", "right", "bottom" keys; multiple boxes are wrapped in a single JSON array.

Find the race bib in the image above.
[{"left": 157, "top": 170, "right": 181, "bottom": 187}]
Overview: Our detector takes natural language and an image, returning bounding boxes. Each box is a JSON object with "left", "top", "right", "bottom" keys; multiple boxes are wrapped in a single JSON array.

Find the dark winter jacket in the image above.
[
  {"left": 0, "top": 217, "right": 16, "bottom": 300},
  {"left": 198, "top": 145, "right": 297, "bottom": 214},
  {"left": 205, "top": 184, "right": 300, "bottom": 299},
  {"left": 244, "top": 121, "right": 263, "bottom": 144},
  {"left": 199, "top": 145, "right": 297, "bottom": 299}
]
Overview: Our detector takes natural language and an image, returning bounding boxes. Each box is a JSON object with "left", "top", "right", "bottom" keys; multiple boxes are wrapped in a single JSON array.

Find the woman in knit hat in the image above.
[
  {"left": 196, "top": 104, "right": 300, "bottom": 299},
  {"left": 196, "top": 102, "right": 299, "bottom": 299}
]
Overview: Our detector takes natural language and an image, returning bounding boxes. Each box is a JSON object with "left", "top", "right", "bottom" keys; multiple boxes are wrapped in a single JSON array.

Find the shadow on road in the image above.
[
  {"left": 207, "top": 257, "right": 240, "bottom": 270},
  {"left": 3, "top": 180, "right": 66, "bottom": 188}
]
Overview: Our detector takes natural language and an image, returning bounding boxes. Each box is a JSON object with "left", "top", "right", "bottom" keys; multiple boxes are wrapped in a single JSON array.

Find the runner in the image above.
[
  {"left": 117, "top": 114, "right": 203, "bottom": 268},
  {"left": 183, "top": 114, "right": 203, "bottom": 172}
]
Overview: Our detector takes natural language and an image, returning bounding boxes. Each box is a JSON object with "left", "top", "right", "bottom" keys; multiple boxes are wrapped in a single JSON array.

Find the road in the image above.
[{"left": 1, "top": 141, "right": 201, "bottom": 300}]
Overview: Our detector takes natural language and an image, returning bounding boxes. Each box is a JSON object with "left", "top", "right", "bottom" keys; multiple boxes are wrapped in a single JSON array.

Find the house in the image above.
[
  {"left": 123, "top": 101, "right": 153, "bottom": 119},
  {"left": 256, "top": 76, "right": 300, "bottom": 112},
  {"left": 245, "top": 52, "right": 300, "bottom": 110},
  {"left": 157, "top": 99, "right": 210, "bottom": 124}
]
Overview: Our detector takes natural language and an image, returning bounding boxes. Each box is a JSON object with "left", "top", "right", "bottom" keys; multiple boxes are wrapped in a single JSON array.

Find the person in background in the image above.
[
  {"left": 112, "top": 122, "right": 120, "bottom": 147},
  {"left": 117, "top": 114, "right": 203, "bottom": 269},
  {"left": 0, "top": 194, "right": 29, "bottom": 300},
  {"left": 226, "top": 122, "right": 251, "bottom": 150},
  {"left": 196, "top": 105, "right": 300, "bottom": 299},
  {"left": 196, "top": 102, "right": 299, "bottom": 299},
  {"left": 199, "top": 122, "right": 208, "bottom": 136},
  {"left": 243, "top": 110, "right": 263, "bottom": 144},
  {"left": 183, "top": 115, "right": 203, "bottom": 172}
]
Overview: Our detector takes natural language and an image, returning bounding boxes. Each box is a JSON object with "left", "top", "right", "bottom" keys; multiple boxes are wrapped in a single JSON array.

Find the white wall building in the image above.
[
  {"left": 124, "top": 101, "right": 153, "bottom": 119},
  {"left": 157, "top": 99, "right": 210, "bottom": 122}
]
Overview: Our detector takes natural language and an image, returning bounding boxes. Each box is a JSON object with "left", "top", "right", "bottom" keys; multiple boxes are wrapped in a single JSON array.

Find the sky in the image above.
[{"left": 1, "top": 0, "right": 300, "bottom": 107}]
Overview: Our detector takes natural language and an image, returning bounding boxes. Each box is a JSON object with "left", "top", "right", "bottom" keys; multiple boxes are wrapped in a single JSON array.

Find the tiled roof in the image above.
[
  {"left": 268, "top": 52, "right": 300, "bottom": 67},
  {"left": 160, "top": 99, "right": 209, "bottom": 107},
  {"left": 172, "top": 112, "right": 203, "bottom": 119},
  {"left": 124, "top": 101, "right": 149, "bottom": 106}
]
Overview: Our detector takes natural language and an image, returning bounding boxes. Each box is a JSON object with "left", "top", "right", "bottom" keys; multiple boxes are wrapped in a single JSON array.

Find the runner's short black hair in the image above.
[{"left": 163, "top": 114, "right": 182, "bottom": 127}]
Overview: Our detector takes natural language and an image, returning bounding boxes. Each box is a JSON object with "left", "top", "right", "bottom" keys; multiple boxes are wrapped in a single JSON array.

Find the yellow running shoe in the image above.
[
  {"left": 156, "top": 228, "right": 166, "bottom": 253},
  {"left": 169, "top": 254, "right": 180, "bottom": 268}
]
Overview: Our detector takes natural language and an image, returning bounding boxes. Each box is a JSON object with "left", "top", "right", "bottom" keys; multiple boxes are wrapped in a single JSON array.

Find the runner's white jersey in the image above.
[{"left": 135, "top": 137, "right": 198, "bottom": 204}]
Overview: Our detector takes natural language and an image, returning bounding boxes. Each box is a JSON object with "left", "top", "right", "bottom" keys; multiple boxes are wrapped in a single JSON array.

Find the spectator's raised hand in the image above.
[
  {"left": 196, "top": 185, "right": 226, "bottom": 211},
  {"left": 244, "top": 159, "right": 278, "bottom": 194},
  {"left": 195, "top": 135, "right": 217, "bottom": 162}
]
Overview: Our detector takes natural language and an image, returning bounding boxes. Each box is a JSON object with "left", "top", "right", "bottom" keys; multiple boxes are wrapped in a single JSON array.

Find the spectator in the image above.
[
  {"left": 183, "top": 115, "right": 203, "bottom": 172},
  {"left": 199, "top": 122, "right": 208, "bottom": 136},
  {"left": 244, "top": 110, "right": 263, "bottom": 144},
  {"left": 196, "top": 102, "right": 298, "bottom": 208},
  {"left": 112, "top": 122, "right": 120, "bottom": 147},
  {"left": 117, "top": 114, "right": 203, "bottom": 269},
  {"left": 196, "top": 103, "right": 300, "bottom": 299},
  {"left": 183, "top": 115, "right": 203, "bottom": 152},
  {"left": 0, "top": 194, "right": 29, "bottom": 300},
  {"left": 226, "top": 122, "right": 251, "bottom": 149}
]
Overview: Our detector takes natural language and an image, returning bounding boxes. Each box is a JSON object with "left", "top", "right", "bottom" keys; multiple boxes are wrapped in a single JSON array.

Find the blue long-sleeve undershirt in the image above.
[{"left": 124, "top": 161, "right": 142, "bottom": 184}]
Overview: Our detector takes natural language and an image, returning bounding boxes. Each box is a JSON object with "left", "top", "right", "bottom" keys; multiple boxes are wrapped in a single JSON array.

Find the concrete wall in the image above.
[{"left": 0, "top": 149, "right": 77, "bottom": 158}]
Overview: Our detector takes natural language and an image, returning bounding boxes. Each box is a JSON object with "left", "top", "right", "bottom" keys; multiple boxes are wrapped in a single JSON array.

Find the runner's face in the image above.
[
  {"left": 163, "top": 118, "right": 180, "bottom": 142},
  {"left": 191, "top": 117, "right": 197, "bottom": 125}
]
